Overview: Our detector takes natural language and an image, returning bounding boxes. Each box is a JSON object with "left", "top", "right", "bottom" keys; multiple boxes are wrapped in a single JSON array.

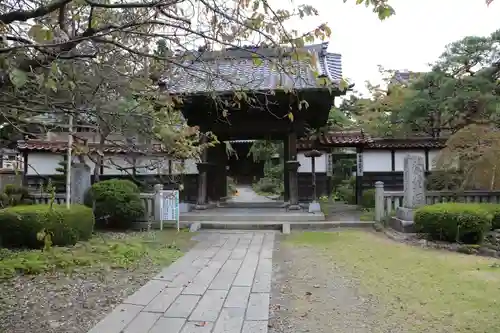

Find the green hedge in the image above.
[
  {"left": 478, "top": 204, "right": 500, "bottom": 230},
  {"left": 0, "top": 204, "right": 94, "bottom": 249},
  {"left": 414, "top": 203, "right": 491, "bottom": 244},
  {"left": 88, "top": 179, "right": 145, "bottom": 229}
]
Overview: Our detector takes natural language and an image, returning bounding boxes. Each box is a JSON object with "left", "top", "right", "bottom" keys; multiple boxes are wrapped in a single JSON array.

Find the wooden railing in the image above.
[
  {"left": 28, "top": 192, "right": 156, "bottom": 222},
  {"left": 376, "top": 181, "right": 500, "bottom": 220}
]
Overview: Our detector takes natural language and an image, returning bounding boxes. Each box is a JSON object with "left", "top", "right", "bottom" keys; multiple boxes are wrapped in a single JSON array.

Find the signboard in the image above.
[
  {"left": 356, "top": 153, "right": 363, "bottom": 176},
  {"left": 159, "top": 190, "right": 180, "bottom": 231}
]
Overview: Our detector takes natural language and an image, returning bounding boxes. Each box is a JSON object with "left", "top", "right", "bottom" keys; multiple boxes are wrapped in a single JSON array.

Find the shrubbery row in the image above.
[
  {"left": 0, "top": 179, "right": 145, "bottom": 249},
  {"left": 414, "top": 203, "right": 500, "bottom": 244}
]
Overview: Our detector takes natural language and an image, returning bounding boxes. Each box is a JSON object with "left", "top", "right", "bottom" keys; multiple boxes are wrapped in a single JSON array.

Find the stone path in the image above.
[
  {"left": 229, "top": 186, "right": 274, "bottom": 203},
  {"left": 87, "top": 231, "right": 275, "bottom": 333}
]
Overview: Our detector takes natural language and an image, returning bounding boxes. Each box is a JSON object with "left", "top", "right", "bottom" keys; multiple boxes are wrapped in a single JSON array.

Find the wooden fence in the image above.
[
  {"left": 28, "top": 192, "right": 156, "bottom": 221},
  {"left": 375, "top": 181, "right": 500, "bottom": 220}
]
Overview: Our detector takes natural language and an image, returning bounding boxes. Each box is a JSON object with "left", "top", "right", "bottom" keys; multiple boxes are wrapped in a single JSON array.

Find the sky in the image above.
[{"left": 289, "top": 0, "right": 500, "bottom": 96}]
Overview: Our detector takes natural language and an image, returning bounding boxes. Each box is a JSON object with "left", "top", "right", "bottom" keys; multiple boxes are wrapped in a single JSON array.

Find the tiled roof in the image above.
[
  {"left": 17, "top": 140, "right": 166, "bottom": 153},
  {"left": 297, "top": 130, "right": 371, "bottom": 149},
  {"left": 160, "top": 43, "right": 342, "bottom": 94},
  {"left": 297, "top": 130, "right": 447, "bottom": 150},
  {"left": 367, "top": 137, "right": 447, "bottom": 149}
]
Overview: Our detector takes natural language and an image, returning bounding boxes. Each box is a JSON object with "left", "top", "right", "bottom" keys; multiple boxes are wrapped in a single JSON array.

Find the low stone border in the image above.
[{"left": 373, "top": 224, "right": 500, "bottom": 259}]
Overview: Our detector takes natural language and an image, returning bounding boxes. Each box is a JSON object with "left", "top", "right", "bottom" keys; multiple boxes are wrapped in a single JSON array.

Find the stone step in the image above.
[
  {"left": 218, "top": 201, "right": 286, "bottom": 209},
  {"left": 131, "top": 220, "right": 375, "bottom": 232},
  {"left": 179, "top": 209, "right": 325, "bottom": 222}
]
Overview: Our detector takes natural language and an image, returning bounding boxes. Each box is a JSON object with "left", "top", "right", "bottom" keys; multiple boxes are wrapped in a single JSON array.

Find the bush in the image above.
[
  {"left": 360, "top": 189, "right": 375, "bottom": 208},
  {"left": 0, "top": 204, "right": 94, "bottom": 249},
  {"left": 414, "top": 203, "right": 491, "bottom": 244},
  {"left": 88, "top": 179, "right": 145, "bottom": 229},
  {"left": 253, "top": 177, "right": 282, "bottom": 195},
  {"left": 478, "top": 204, "right": 500, "bottom": 230},
  {"left": 0, "top": 184, "right": 31, "bottom": 208},
  {"left": 336, "top": 184, "right": 355, "bottom": 204}
]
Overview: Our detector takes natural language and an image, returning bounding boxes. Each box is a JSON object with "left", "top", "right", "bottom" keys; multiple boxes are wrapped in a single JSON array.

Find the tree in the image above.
[
  {"left": 397, "top": 31, "right": 500, "bottom": 137},
  {"left": 0, "top": 0, "right": 395, "bottom": 157}
]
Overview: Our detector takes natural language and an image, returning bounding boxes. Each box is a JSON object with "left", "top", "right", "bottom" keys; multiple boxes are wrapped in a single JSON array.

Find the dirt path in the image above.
[{"left": 269, "top": 236, "right": 392, "bottom": 333}]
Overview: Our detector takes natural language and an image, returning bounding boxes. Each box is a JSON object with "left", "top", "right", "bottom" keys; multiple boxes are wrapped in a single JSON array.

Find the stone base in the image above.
[
  {"left": 308, "top": 201, "right": 321, "bottom": 213},
  {"left": 189, "top": 222, "right": 201, "bottom": 232},
  {"left": 396, "top": 206, "right": 416, "bottom": 221},
  {"left": 389, "top": 217, "right": 415, "bottom": 233},
  {"left": 194, "top": 202, "right": 217, "bottom": 210},
  {"left": 287, "top": 204, "right": 301, "bottom": 211}
]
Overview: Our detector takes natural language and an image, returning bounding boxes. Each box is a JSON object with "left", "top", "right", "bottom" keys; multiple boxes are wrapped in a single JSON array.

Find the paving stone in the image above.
[
  {"left": 213, "top": 308, "right": 245, "bottom": 333},
  {"left": 168, "top": 267, "right": 201, "bottom": 288},
  {"left": 189, "top": 290, "right": 228, "bottom": 322},
  {"left": 210, "top": 249, "right": 232, "bottom": 268},
  {"left": 182, "top": 265, "right": 220, "bottom": 295},
  {"left": 202, "top": 248, "right": 219, "bottom": 258},
  {"left": 87, "top": 304, "right": 143, "bottom": 333},
  {"left": 241, "top": 320, "right": 268, "bottom": 333},
  {"left": 123, "top": 280, "right": 167, "bottom": 306},
  {"left": 123, "top": 312, "right": 161, "bottom": 333},
  {"left": 143, "top": 287, "right": 183, "bottom": 313},
  {"left": 259, "top": 248, "right": 273, "bottom": 259},
  {"left": 149, "top": 317, "right": 186, "bottom": 333},
  {"left": 252, "top": 258, "right": 272, "bottom": 293},
  {"left": 230, "top": 247, "right": 248, "bottom": 259},
  {"left": 209, "top": 260, "right": 243, "bottom": 290},
  {"left": 246, "top": 293, "right": 270, "bottom": 321},
  {"left": 164, "top": 295, "right": 200, "bottom": 318},
  {"left": 224, "top": 286, "right": 251, "bottom": 308},
  {"left": 233, "top": 253, "right": 259, "bottom": 287},
  {"left": 181, "top": 321, "right": 214, "bottom": 333}
]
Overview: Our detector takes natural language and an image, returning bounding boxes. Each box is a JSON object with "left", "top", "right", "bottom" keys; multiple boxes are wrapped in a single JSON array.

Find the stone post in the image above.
[
  {"left": 70, "top": 163, "right": 91, "bottom": 204},
  {"left": 375, "top": 181, "right": 384, "bottom": 222},
  {"left": 304, "top": 150, "right": 322, "bottom": 213},
  {"left": 195, "top": 162, "right": 209, "bottom": 209},
  {"left": 393, "top": 155, "right": 426, "bottom": 232},
  {"left": 154, "top": 183, "right": 163, "bottom": 221},
  {"left": 402, "top": 155, "right": 426, "bottom": 209}
]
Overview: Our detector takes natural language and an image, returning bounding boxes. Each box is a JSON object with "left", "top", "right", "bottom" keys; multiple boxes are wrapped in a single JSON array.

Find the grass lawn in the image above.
[
  {"left": 0, "top": 228, "right": 195, "bottom": 280},
  {"left": 286, "top": 231, "right": 500, "bottom": 333}
]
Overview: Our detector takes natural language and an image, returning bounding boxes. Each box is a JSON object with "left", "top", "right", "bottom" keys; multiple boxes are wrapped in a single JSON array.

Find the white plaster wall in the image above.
[
  {"left": 184, "top": 158, "right": 199, "bottom": 174},
  {"left": 394, "top": 150, "right": 426, "bottom": 171},
  {"left": 297, "top": 152, "right": 327, "bottom": 173},
  {"left": 135, "top": 156, "right": 169, "bottom": 175},
  {"left": 26, "top": 153, "right": 63, "bottom": 175},
  {"left": 428, "top": 149, "right": 441, "bottom": 170},
  {"left": 102, "top": 155, "right": 134, "bottom": 175},
  {"left": 362, "top": 151, "right": 392, "bottom": 172}
]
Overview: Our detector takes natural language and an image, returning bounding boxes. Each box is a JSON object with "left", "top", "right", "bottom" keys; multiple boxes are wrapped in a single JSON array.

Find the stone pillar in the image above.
[
  {"left": 304, "top": 150, "right": 322, "bottom": 213},
  {"left": 154, "top": 183, "right": 163, "bottom": 221},
  {"left": 403, "top": 155, "right": 426, "bottom": 209},
  {"left": 375, "top": 181, "right": 384, "bottom": 222},
  {"left": 395, "top": 155, "right": 426, "bottom": 225},
  {"left": 70, "top": 163, "right": 91, "bottom": 204}
]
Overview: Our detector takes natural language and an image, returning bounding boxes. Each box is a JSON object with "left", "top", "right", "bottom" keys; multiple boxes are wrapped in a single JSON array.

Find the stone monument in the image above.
[
  {"left": 70, "top": 163, "right": 91, "bottom": 204},
  {"left": 391, "top": 155, "right": 426, "bottom": 232}
]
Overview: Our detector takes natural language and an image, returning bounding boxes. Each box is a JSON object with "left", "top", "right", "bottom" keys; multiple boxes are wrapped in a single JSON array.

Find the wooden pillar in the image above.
[
  {"left": 286, "top": 131, "right": 300, "bottom": 210},
  {"left": 195, "top": 135, "right": 209, "bottom": 209},
  {"left": 283, "top": 136, "right": 290, "bottom": 202},
  {"left": 356, "top": 146, "right": 363, "bottom": 205}
]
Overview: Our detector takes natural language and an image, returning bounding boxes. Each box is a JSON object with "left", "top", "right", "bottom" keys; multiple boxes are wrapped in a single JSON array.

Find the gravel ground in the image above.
[
  {"left": 269, "top": 234, "right": 400, "bottom": 333},
  {"left": 0, "top": 231, "right": 195, "bottom": 333},
  {"left": 0, "top": 261, "right": 160, "bottom": 333}
]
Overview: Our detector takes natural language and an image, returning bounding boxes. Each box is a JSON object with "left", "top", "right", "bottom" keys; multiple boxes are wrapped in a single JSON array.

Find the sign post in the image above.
[{"left": 160, "top": 190, "right": 180, "bottom": 232}]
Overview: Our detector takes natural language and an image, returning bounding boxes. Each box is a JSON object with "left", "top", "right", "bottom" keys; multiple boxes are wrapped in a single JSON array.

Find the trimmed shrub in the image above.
[
  {"left": 88, "top": 179, "right": 145, "bottom": 229},
  {"left": 0, "top": 204, "right": 94, "bottom": 249},
  {"left": 414, "top": 203, "right": 491, "bottom": 244},
  {"left": 0, "top": 184, "right": 31, "bottom": 208},
  {"left": 360, "top": 189, "right": 375, "bottom": 208},
  {"left": 478, "top": 204, "right": 500, "bottom": 230}
]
